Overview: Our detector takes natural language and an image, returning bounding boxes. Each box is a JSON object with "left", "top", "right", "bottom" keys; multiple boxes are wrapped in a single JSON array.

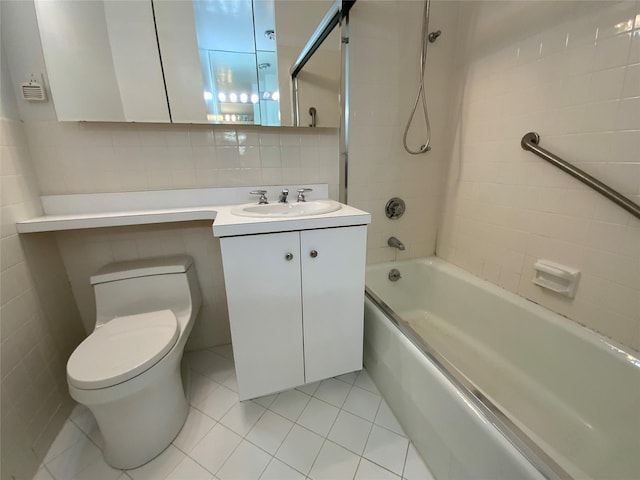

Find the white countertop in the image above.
[
  {"left": 212, "top": 202, "right": 370, "bottom": 237},
  {"left": 16, "top": 186, "right": 371, "bottom": 236}
]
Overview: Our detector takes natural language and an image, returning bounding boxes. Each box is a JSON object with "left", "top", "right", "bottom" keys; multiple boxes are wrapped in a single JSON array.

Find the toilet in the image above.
[{"left": 66, "top": 255, "right": 202, "bottom": 469}]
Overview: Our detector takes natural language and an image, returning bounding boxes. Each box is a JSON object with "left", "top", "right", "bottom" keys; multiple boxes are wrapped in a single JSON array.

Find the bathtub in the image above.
[{"left": 364, "top": 257, "right": 639, "bottom": 480}]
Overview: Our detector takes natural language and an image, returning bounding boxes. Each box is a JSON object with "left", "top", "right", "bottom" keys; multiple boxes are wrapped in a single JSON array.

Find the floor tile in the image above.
[
  {"left": 189, "top": 371, "right": 220, "bottom": 408},
  {"left": 354, "top": 458, "right": 400, "bottom": 480},
  {"left": 197, "top": 385, "right": 238, "bottom": 421},
  {"left": 295, "top": 381, "right": 321, "bottom": 396},
  {"left": 166, "top": 456, "right": 213, "bottom": 480},
  {"left": 173, "top": 408, "right": 216, "bottom": 453},
  {"left": 403, "top": 443, "right": 436, "bottom": 480},
  {"left": 88, "top": 427, "right": 104, "bottom": 450},
  {"left": 363, "top": 425, "right": 409, "bottom": 476},
  {"left": 69, "top": 404, "right": 90, "bottom": 421},
  {"left": 220, "top": 401, "right": 265, "bottom": 436},
  {"left": 275, "top": 425, "right": 324, "bottom": 475},
  {"left": 70, "top": 408, "right": 98, "bottom": 435},
  {"left": 296, "top": 398, "right": 340, "bottom": 437},
  {"left": 354, "top": 370, "right": 381, "bottom": 395},
  {"left": 259, "top": 458, "right": 305, "bottom": 480},
  {"left": 342, "top": 385, "right": 382, "bottom": 422},
  {"left": 374, "top": 400, "right": 406, "bottom": 437},
  {"left": 327, "top": 410, "right": 373, "bottom": 455},
  {"left": 186, "top": 350, "right": 235, "bottom": 383},
  {"left": 208, "top": 344, "right": 234, "bottom": 360},
  {"left": 74, "top": 454, "right": 122, "bottom": 480},
  {"left": 246, "top": 410, "right": 294, "bottom": 455},
  {"left": 43, "top": 420, "right": 86, "bottom": 463},
  {"left": 126, "top": 445, "right": 185, "bottom": 480},
  {"left": 313, "top": 378, "right": 351, "bottom": 408},
  {"left": 189, "top": 423, "right": 242, "bottom": 475},
  {"left": 221, "top": 373, "right": 238, "bottom": 393},
  {"left": 308, "top": 440, "right": 360, "bottom": 480},
  {"left": 217, "top": 440, "right": 271, "bottom": 480},
  {"left": 36, "top": 356, "right": 439, "bottom": 480},
  {"left": 45, "top": 437, "right": 106, "bottom": 480},
  {"left": 33, "top": 467, "right": 55, "bottom": 480},
  {"left": 269, "top": 389, "right": 311, "bottom": 422},
  {"left": 252, "top": 393, "right": 278, "bottom": 409},
  {"left": 334, "top": 371, "right": 359, "bottom": 385}
]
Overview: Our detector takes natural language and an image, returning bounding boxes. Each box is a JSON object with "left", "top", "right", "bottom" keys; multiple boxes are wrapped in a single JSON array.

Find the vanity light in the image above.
[
  {"left": 240, "top": 93, "right": 248, "bottom": 103},
  {"left": 218, "top": 92, "right": 226, "bottom": 102},
  {"left": 251, "top": 94, "right": 259, "bottom": 104},
  {"left": 229, "top": 93, "right": 238, "bottom": 103},
  {"left": 231, "top": 114, "right": 237, "bottom": 122},
  {"left": 203, "top": 91, "right": 213, "bottom": 101},
  {"left": 224, "top": 114, "right": 231, "bottom": 121},
  {"left": 272, "top": 91, "right": 280, "bottom": 101}
]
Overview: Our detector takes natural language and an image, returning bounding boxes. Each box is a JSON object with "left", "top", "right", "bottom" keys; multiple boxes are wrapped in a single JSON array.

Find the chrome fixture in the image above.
[
  {"left": 264, "top": 29, "right": 275, "bottom": 40},
  {"left": 296, "top": 188, "right": 313, "bottom": 202},
  {"left": 385, "top": 197, "right": 406, "bottom": 219},
  {"left": 387, "top": 237, "right": 405, "bottom": 251},
  {"left": 250, "top": 190, "right": 268, "bottom": 204},
  {"left": 521, "top": 132, "right": 640, "bottom": 220},
  {"left": 279, "top": 188, "right": 289, "bottom": 203},
  {"left": 403, "top": 0, "right": 436, "bottom": 155},
  {"left": 388, "top": 268, "right": 402, "bottom": 282}
]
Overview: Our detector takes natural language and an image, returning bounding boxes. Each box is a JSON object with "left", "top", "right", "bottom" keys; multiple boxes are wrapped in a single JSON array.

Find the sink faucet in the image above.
[
  {"left": 279, "top": 188, "right": 289, "bottom": 203},
  {"left": 387, "top": 236, "right": 405, "bottom": 251}
]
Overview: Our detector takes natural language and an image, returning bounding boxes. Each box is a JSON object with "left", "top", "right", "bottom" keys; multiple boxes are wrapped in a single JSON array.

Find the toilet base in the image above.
[{"left": 81, "top": 360, "right": 188, "bottom": 469}]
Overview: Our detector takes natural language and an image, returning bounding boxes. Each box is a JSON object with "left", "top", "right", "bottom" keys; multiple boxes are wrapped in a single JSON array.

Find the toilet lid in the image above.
[{"left": 67, "top": 310, "right": 179, "bottom": 390}]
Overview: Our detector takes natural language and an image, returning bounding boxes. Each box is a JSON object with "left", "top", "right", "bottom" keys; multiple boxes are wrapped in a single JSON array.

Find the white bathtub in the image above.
[{"left": 364, "top": 257, "right": 639, "bottom": 480}]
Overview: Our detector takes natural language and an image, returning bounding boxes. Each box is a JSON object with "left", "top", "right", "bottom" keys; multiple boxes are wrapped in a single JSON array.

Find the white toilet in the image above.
[{"left": 66, "top": 255, "right": 202, "bottom": 469}]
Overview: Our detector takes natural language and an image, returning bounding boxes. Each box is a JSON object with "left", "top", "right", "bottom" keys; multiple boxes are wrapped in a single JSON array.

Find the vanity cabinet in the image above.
[{"left": 220, "top": 225, "right": 366, "bottom": 400}]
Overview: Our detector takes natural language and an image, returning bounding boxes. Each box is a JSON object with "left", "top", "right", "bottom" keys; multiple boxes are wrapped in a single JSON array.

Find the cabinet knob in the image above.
[
  {"left": 285, "top": 253, "right": 294, "bottom": 261},
  {"left": 310, "top": 250, "right": 318, "bottom": 258}
]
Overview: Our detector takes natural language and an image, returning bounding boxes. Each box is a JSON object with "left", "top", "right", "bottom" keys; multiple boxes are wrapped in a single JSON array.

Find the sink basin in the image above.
[{"left": 231, "top": 200, "right": 342, "bottom": 218}]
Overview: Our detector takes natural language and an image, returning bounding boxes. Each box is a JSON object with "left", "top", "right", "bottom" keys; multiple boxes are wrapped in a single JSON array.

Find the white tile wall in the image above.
[
  {"left": 23, "top": 121, "right": 339, "bottom": 200},
  {"left": 438, "top": 1, "right": 640, "bottom": 352},
  {"left": 1, "top": 115, "right": 85, "bottom": 480},
  {"left": 347, "top": 0, "right": 461, "bottom": 264}
]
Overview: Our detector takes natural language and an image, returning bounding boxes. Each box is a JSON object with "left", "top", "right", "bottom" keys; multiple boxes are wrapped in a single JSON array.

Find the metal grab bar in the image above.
[{"left": 521, "top": 132, "right": 640, "bottom": 220}]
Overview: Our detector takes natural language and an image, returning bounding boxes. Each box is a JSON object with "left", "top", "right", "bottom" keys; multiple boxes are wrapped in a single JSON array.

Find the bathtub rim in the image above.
[{"left": 364, "top": 284, "right": 572, "bottom": 480}]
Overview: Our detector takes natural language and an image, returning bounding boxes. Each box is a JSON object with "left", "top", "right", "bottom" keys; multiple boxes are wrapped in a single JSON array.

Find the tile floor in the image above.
[{"left": 34, "top": 345, "right": 435, "bottom": 480}]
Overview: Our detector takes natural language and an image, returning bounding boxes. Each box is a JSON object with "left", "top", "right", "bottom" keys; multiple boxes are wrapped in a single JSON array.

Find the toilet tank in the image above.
[{"left": 91, "top": 255, "right": 202, "bottom": 329}]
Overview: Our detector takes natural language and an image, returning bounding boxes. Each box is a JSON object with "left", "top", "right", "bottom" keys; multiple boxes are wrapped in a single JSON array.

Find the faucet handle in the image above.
[
  {"left": 296, "top": 188, "right": 313, "bottom": 202},
  {"left": 250, "top": 190, "right": 268, "bottom": 204}
]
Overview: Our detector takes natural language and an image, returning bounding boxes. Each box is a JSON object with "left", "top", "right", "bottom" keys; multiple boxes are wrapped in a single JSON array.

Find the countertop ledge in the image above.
[{"left": 16, "top": 186, "right": 371, "bottom": 235}]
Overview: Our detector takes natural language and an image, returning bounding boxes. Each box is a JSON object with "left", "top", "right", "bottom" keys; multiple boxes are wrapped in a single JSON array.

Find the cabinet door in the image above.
[
  {"left": 220, "top": 232, "right": 304, "bottom": 400},
  {"left": 301, "top": 226, "right": 367, "bottom": 383}
]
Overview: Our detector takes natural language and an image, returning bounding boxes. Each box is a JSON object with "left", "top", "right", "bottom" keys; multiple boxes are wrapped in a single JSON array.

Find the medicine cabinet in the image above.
[{"left": 34, "top": 0, "right": 342, "bottom": 127}]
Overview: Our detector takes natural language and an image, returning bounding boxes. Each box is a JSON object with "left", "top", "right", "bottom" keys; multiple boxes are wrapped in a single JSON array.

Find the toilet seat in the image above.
[{"left": 67, "top": 310, "right": 179, "bottom": 390}]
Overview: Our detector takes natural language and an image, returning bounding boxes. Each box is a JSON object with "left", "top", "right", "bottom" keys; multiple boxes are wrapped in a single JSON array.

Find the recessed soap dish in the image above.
[{"left": 533, "top": 260, "right": 580, "bottom": 298}]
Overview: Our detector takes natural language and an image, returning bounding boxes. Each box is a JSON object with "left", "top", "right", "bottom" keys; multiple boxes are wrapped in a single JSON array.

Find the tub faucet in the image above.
[{"left": 388, "top": 236, "right": 405, "bottom": 251}]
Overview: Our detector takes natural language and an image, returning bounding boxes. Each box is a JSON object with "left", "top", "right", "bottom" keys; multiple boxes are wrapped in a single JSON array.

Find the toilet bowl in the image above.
[{"left": 66, "top": 255, "right": 202, "bottom": 469}]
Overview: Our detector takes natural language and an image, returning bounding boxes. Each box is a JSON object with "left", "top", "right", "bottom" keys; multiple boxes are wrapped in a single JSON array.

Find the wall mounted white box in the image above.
[{"left": 533, "top": 260, "right": 581, "bottom": 298}]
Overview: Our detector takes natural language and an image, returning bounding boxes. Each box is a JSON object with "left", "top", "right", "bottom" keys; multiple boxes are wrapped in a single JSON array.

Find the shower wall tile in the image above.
[
  {"left": 439, "top": 0, "right": 640, "bottom": 352},
  {"left": 348, "top": 0, "right": 461, "bottom": 264}
]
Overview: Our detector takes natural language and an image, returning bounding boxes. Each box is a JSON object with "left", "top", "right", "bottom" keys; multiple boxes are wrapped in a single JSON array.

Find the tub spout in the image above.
[{"left": 388, "top": 236, "right": 405, "bottom": 251}]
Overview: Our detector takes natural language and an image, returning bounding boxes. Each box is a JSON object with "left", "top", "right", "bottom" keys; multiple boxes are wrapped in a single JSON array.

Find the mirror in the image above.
[{"left": 34, "top": 0, "right": 340, "bottom": 127}]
